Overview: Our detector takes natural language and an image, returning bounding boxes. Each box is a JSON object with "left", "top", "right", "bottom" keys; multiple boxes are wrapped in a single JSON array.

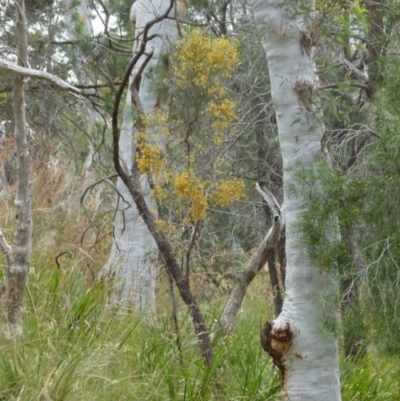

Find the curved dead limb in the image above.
[{"left": 219, "top": 183, "right": 284, "bottom": 333}]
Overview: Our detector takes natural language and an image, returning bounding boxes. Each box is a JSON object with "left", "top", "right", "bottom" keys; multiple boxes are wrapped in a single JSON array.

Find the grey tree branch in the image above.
[
  {"left": 219, "top": 184, "right": 284, "bottom": 333},
  {"left": 339, "top": 55, "right": 369, "bottom": 83},
  {"left": 0, "top": 59, "right": 82, "bottom": 95},
  {"left": 256, "top": 182, "right": 282, "bottom": 221}
]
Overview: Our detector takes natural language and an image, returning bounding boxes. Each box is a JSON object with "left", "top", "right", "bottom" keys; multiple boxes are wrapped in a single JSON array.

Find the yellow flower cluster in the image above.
[
  {"left": 207, "top": 99, "right": 237, "bottom": 144},
  {"left": 151, "top": 186, "right": 167, "bottom": 201},
  {"left": 155, "top": 218, "right": 168, "bottom": 230},
  {"left": 173, "top": 32, "right": 238, "bottom": 90},
  {"left": 146, "top": 111, "right": 170, "bottom": 137},
  {"left": 172, "top": 169, "right": 207, "bottom": 221},
  {"left": 210, "top": 178, "right": 246, "bottom": 207},
  {"left": 136, "top": 141, "right": 166, "bottom": 174},
  {"left": 154, "top": 218, "right": 175, "bottom": 237}
]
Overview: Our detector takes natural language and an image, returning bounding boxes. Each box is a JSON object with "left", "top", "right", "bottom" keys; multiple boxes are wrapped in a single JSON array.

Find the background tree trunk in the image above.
[
  {"left": 109, "top": 29, "right": 213, "bottom": 365},
  {"left": 251, "top": 0, "right": 342, "bottom": 398},
  {"left": 0, "top": 0, "right": 32, "bottom": 336},
  {"left": 64, "top": 0, "right": 101, "bottom": 178},
  {"left": 100, "top": 0, "right": 186, "bottom": 311}
]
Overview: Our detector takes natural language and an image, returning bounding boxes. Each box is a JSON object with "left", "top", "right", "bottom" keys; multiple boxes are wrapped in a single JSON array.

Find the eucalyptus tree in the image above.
[
  {"left": 100, "top": 0, "right": 187, "bottom": 310},
  {"left": 249, "top": 0, "right": 342, "bottom": 398}
]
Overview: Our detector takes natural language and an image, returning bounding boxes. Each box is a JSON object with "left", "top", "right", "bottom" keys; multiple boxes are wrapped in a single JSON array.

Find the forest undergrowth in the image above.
[{"left": 0, "top": 160, "right": 398, "bottom": 401}]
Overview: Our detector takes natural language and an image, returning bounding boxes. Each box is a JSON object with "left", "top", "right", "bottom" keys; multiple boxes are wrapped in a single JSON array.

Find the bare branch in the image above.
[
  {"left": 55, "top": 251, "right": 74, "bottom": 269},
  {"left": 0, "top": 59, "right": 82, "bottom": 95},
  {"left": 256, "top": 182, "right": 283, "bottom": 221},
  {"left": 339, "top": 56, "right": 369, "bottom": 83}
]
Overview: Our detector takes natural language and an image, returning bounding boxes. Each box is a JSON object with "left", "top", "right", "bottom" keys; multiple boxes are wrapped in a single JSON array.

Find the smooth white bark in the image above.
[
  {"left": 101, "top": 0, "right": 185, "bottom": 310},
  {"left": 250, "top": 0, "right": 341, "bottom": 399}
]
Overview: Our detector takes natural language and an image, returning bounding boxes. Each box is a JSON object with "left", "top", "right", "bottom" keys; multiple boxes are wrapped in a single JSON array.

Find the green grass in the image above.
[
  {"left": 0, "top": 261, "right": 399, "bottom": 400},
  {"left": 341, "top": 357, "right": 400, "bottom": 401},
  {"left": 0, "top": 265, "right": 280, "bottom": 400}
]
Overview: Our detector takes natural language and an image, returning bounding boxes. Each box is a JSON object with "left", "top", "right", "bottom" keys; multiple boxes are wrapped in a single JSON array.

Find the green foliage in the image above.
[
  {"left": 2, "top": 1, "right": 400, "bottom": 398},
  {"left": 294, "top": 162, "right": 363, "bottom": 270},
  {"left": 312, "top": 0, "right": 369, "bottom": 47},
  {"left": 295, "top": 52, "right": 400, "bottom": 356},
  {"left": 107, "top": 0, "right": 135, "bottom": 27}
]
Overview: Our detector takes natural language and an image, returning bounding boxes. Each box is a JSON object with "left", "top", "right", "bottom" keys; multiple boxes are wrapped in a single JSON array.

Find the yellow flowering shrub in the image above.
[
  {"left": 135, "top": 31, "right": 246, "bottom": 227},
  {"left": 173, "top": 31, "right": 238, "bottom": 145},
  {"left": 173, "top": 32, "right": 238, "bottom": 90}
]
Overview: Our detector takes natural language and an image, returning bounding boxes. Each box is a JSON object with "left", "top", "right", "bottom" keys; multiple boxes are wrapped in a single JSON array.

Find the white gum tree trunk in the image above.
[
  {"left": 101, "top": 0, "right": 186, "bottom": 311},
  {"left": 250, "top": 0, "right": 342, "bottom": 399}
]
